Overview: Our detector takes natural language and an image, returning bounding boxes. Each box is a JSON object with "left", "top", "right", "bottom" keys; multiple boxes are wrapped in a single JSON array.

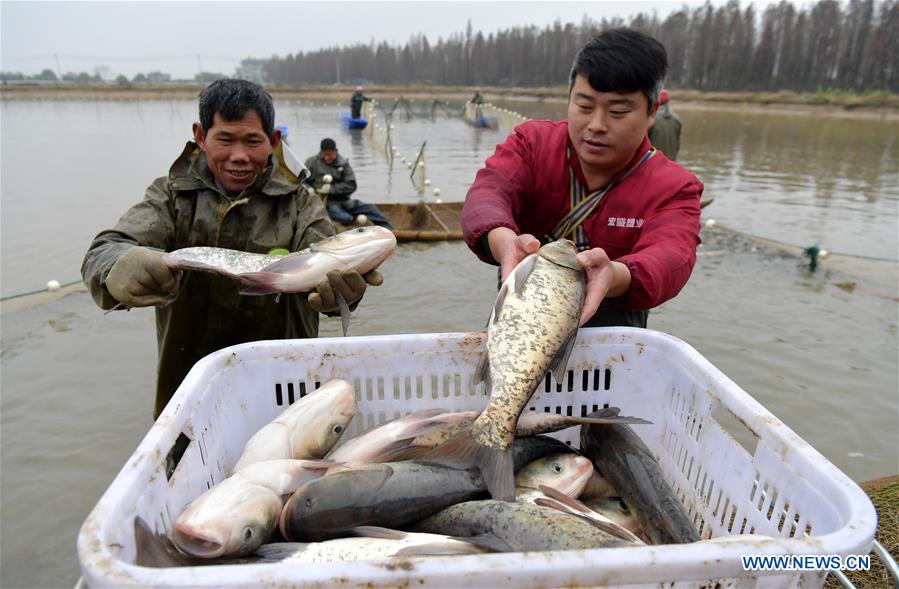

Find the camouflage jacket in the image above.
[{"left": 82, "top": 141, "right": 335, "bottom": 418}]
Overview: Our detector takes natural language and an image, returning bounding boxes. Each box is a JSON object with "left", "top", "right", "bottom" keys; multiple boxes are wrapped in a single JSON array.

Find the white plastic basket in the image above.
[{"left": 77, "top": 328, "right": 876, "bottom": 588}]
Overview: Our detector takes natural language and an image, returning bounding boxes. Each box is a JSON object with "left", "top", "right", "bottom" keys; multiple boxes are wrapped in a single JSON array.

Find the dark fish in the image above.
[
  {"left": 281, "top": 435, "right": 575, "bottom": 541},
  {"left": 580, "top": 409, "right": 700, "bottom": 544}
]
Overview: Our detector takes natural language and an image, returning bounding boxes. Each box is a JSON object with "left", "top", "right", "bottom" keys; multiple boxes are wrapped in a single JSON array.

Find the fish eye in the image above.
[
  {"left": 618, "top": 500, "right": 629, "bottom": 512},
  {"left": 305, "top": 498, "right": 312, "bottom": 508},
  {"left": 333, "top": 425, "right": 343, "bottom": 434},
  {"left": 356, "top": 227, "right": 365, "bottom": 233},
  {"left": 243, "top": 528, "right": 253, "bottom": 541},
  {"left": 552, "top": 463, "right": 562, "bottom": 473}
]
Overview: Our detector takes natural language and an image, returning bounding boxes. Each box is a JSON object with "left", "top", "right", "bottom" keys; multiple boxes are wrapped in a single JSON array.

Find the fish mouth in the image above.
[{"left": 171, "top": 523, "right": 227, "bottom": 558}]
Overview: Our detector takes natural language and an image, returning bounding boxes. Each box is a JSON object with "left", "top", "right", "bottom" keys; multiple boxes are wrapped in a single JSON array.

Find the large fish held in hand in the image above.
[
  {"left": 163, "top": 226, "right": 396, "bottom": 296},
  {"left": 428, "top": 239, "right": 585, "bottom": 501},
  {"left": 163, "top": 226, "right": 396, "bottom": 334}
]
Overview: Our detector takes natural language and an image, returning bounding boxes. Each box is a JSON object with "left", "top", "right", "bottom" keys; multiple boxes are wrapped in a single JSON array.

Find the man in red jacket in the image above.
[{"left": 461, "top": 28, "right": 703, "bottom": 328}]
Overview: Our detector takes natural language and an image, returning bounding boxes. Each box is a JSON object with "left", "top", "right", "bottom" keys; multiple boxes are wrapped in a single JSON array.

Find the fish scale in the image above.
[
  {"left": 428, "top": 240, "right": 585, "bottom": 502},
  {"left": 163, "top": 247, "right": 287, "bottom": 276}
]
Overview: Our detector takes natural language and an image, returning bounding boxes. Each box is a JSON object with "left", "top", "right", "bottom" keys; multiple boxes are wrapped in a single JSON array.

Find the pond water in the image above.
[{"left": 1, "top": 98, "right": 896, "bottom": 588}]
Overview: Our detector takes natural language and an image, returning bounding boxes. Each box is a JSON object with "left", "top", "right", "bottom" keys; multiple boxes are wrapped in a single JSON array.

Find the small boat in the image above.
[
  {"left": 334, "top": 202, "right": 463, "bottom": 241},
  {"left": 340, "top": 113, "right": 368, "bottom": 130},
  {"left": 334, "top": 197, "right": 714, "bottom": 242},
  {"left": 464, "top": 114, "right": 499, "bottom": 129}
]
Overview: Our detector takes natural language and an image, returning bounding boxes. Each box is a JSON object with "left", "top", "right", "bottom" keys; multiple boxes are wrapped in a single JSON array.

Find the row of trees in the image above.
[
  {"left": 0, "top": 69, "right": 228, "bottom": 84},
  {"left": 263, "top": 0, "right": 898, "bottom": 92}
]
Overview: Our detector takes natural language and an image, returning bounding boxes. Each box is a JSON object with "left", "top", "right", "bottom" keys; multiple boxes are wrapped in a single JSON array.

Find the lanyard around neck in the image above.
[{"left": 548, "top": 146, "right": 656, "bottom": 249}]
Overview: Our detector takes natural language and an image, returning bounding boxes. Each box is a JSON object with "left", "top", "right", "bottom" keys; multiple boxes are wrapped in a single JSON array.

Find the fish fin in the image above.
[
  {"left": 474, "top": 349, "right": 491, "bottom": 389},
  {"left": 398, "top": 409, "right": 457, "bottom": 436},
  {"left": 254, "top": 542, "right": 302, "bottom": 562},
  {"left": 293, "top": 458, "right": 339, "bottom": 471},
  {"left": 336, "top": 290, "right": 350, "bottom": 336},
  {"left": 547, "top": 328, "right": 578, "bottom": 384},
  {"left": 420, "top": 432, "right": 480, "bottom": 470},
  {"left": 256, "top": 251, "right": 315, "bottom": 274},
  {"left": 536, "top": 483, "right": 590, "bottom": 511},
  {"left": 370, "top": 445, "right": 433, "bottom": 463},
  {"left": 421, "top": 431, "right": 518, "bottom": 501},
  {"left": 491, "top": 282, "right": 508, "bottom": 324},
  {"left": 391, "top": 542, "right": 487, "bottom": 557},
  {"left": 350, "top": 526, "right": 407, "bottom": 540},
  {"left": 238, "top": 272, "right": 283, "bottom": 296},
  {"left": 451, "top": 532, "right": 516, "bottom": 553},
  {"left": 237, "top": 459, "right": 336, "bottom": 494},
  {"left": 512, "top": 254, "right": 538, "bottom": 293},
  {"left": 597, "top": 406, "right": 619, "bottom": 418},
  {"left": 477, "top": 444, "right": 515, "bottom": 502},
  {"left": 563, "top": 414, "right": 653, "bottom": 426},
  {"left": 535, "top": 485, "right": 644, "bottom": 544},
  {"left": 134, "top": 516, "right": 194, "bottom": 568}
]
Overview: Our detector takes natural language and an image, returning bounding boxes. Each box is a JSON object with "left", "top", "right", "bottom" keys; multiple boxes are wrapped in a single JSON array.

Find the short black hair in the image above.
[
  {"left": 320, "top": 138, "right": 337, "bottom": 151},
  {"left": 198, "top": 79, "right": 276, "bottom": 136},
  {"left": 568, "top": 28, "right": 667, "bottom": 113}
]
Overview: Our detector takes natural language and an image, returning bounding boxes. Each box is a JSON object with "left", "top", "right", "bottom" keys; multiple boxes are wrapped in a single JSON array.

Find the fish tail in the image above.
[
  {"left": 424, "top": 433, "right": 515, "bottom": 502},
  {"left": 238, "top": 272, "right": 282, "bottom": 296},
  {"left": 476, "top": 443, "right": 515, "bottom": 502}
]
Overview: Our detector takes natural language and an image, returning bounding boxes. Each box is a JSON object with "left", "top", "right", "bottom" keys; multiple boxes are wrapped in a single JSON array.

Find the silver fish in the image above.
[
  {"left": 163, "top": 226, "right": 396, "bottom": 334},
  {"left": 514, "top": 454, "right": 594, "bottom": 499},
  {"left": 233, "top": 379, "right": 356, "bottom": 472},
  {"left": 172, "top": 459, "right": 342, "bottom": 558},
  {"left": 256, "top": 527, "right": 490, "bottom": 563},
  {"left": 579, "top": 470, "right": 619, "bottom": 500},
  {"left": 326, "top": 409, "right": 455, "bottom": 464},
  {"left": 582, "top": 496, "right": 648, "bottom": 542},
  {"left": 429, "top": 239, "right": 585, "bottom": 500},
  {"left": 532, "top": 485, "right": 646, "bottom": 544},
  {"left": 163, "top": 227, "right": 396, "bottom": 295}
]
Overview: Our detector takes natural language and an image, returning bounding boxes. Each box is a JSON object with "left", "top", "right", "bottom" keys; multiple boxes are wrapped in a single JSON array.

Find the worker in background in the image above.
[
  {"left": 350, "top": 86, "right": 371, "bottom": 119},
  {"left": 305, "top": 138, "right": 393, "bottom": 230},
  {"left": 648, "top": 89, "right": 682, "bottom": 160}
]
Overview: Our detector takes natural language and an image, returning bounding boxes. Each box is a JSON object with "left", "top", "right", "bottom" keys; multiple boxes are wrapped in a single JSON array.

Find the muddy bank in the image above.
[
  {"left": 824, "top": 475, "right": 899, "bottom": 589},
  {"left": 2, "top": 83, "right": 896, "bottom": 119}
]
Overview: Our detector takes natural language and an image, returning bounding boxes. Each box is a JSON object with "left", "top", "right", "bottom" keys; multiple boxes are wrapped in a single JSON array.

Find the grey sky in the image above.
[{"left": 3, "top": 0, "right": 797, "bottom": 80}]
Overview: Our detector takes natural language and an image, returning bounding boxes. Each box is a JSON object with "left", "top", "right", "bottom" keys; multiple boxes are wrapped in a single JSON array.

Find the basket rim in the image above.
[{"left": 77, "top": 327, "right": 878, "bottom": 587}]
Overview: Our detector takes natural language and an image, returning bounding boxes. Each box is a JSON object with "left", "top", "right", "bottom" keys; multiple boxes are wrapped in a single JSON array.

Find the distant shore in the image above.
[{"left": 2, "top": 82, "right": 896, "bottom": 119}]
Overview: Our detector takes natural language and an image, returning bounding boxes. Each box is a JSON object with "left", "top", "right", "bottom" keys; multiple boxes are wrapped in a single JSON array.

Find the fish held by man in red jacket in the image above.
[{"left": 425, "top": 239, "right": 585, "bottom": 501}]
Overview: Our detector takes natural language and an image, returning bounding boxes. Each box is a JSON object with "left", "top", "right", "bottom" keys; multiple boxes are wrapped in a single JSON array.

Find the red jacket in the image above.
[{"left": 462, "top": 119, "right": 702, "bottom": 310}]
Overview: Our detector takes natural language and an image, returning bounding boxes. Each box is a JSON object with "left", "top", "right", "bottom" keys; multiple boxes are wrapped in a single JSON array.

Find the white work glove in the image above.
[
  {"left": 322, "top": 174, "right": 333, "bottom": 184},
  {"left": 317, "top": 183, "right": 332, "bottom": 195}
]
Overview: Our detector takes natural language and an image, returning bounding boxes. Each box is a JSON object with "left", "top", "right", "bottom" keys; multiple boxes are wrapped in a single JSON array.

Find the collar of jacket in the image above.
[
  {"left": 165, "top": 141, "right": 303, "bottom": 197},
  {"left": 318, "top": 152, "right": 348, "bottom": 167}
]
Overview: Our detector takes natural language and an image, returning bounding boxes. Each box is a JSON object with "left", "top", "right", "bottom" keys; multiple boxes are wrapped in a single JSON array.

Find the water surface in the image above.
[{"left": 1, "top": 99, "right": 896, "bottom": 588}]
